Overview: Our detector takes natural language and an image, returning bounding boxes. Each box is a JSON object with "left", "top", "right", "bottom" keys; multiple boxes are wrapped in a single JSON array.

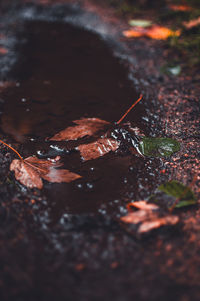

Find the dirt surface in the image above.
[{"left": 0, "top": 1, "right": 199, "bottom": 301}]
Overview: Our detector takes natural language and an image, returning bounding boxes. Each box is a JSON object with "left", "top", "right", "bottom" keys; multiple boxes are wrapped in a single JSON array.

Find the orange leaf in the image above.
[
  {"left": 77, "top": 138, "right": 120, "bottom": 161},
  {"left": 183, "top": 17, "right": 200, "bottom": 29},
  {"left": 121, "top": 201, "right": 179, "bottom": 234},
  {"left": 123, "top": 25, "right": 181, "bottom": 40},
  {"left": 10, "top": 156, "right": 81, "bottom": 189},
  {"left": 50, "top": 118, "right": 110, "bottom": 141},
  {"left": 168, "top": 4, "right": 192, "bottom": 12}
]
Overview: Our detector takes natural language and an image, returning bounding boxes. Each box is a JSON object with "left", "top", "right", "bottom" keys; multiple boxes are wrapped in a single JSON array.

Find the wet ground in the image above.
[
  {"left": 0, "top": 15, "right": 162, "bottom": 221},
  {"left": 0, "top": 1, "right": 199, "bottom": 301}
]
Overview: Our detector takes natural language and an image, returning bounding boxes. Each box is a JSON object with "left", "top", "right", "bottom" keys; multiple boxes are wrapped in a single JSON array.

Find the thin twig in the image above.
[
  {"left": 116, "top": 94, "right": 143, "bottom": 125},
  {"left": 0, "top": 138, "right": 23, "bottom": 161}
]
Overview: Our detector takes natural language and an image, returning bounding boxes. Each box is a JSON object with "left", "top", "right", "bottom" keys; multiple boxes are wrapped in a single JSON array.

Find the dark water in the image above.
[{"left": 0, "top": 21, "right": 157, "bottom": 220}]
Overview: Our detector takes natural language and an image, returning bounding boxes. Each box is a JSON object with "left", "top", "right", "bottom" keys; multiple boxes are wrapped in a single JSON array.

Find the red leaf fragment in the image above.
[
  {"left": 10, "top": 156, "right": 81, "bottom": 189},
  {"left": 50, "top": 118, "right": 110, "bottom": 141},
  {"left": 121, "top": 201, "right": 179, "bottom": 234},
  {"left": 77, "top": 138, "right": 120, "bottom": 161}
]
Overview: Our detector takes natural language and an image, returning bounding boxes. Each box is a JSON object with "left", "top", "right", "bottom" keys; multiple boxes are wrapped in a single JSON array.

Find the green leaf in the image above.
[
  {"left": 158, "top": 180, "right": 197, "bottom": 208},
  {"left": 161, "top": 64, "right": 181, "bottom": 76},
  {"left": 139, "top": 137, "right": 180, "bottom": 157},
  {"left": 129, "top": 19, "right": 152, "bottom": 27},
  {"left": 168, "top": 65, "right": 181, "bottom": 76}
]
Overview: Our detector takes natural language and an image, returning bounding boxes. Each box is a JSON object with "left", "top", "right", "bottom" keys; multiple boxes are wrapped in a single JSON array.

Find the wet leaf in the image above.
[
  {"left": 168, "top": 65, "right": 181, "bottom": 76},
  {"left": 123, "top": 25, "right": 180, "bottom": 40},
  {"left": 158, "top": 180, "right": 197, "bottom": 208},
  {"left": 121, "top": 201, "right": 179, "bottom": 234},
  {"left": 50, "top": 118, "right": 110, "bottom": 141},
  {"left": 128, "top": 19, "right": 152, "bottom": 27},
  {"left": 10, "top": 156, "right": 81, "bottom": 189},
  {"left": 161, "top": 64, "right": 181, "bottom": 76},
  {"left": 139, "top": 137, "right": 180, "bottom": 157},
  {"left": 77, "top": 138, "right": 120, "bottom": 161}
]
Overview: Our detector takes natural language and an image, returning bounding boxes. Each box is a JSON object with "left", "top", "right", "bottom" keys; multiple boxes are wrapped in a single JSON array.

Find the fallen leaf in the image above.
[
  {"left": 183, "top": 17, "right": 200, "bottom": 29},
  {"left": 129, "top": 19, "right": 152, "bottom": 27},
  {"left": 139, "top": 137, "right": 180, "bottom": 157},
  {"left": 10, "top": 156, "right": 81, "bottom": 189},
  {"left": 77, "top": 138, "right": 120, "bottom": 161},
  {"left": 121, "top": 201, "right": 179, "bottom": 234},
  {"left": 168, "top": 4, "right": 192, "bottom": 12},
  {"left": 50, "top": 118, "right": 110, "bottom": 141},
  {"left": 123, "top": 25, "right": 180, "bottom": 40},
  {"left": 158, "top": 180, "right": 197, "bottom": 208},
  {"left": 138, "top": 215, "right": 179, "bottom": 233}
]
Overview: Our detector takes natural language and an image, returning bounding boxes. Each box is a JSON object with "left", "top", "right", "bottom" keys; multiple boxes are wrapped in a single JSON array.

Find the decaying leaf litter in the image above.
[
  {"left": 0, "top": 1, "right": 200, "bottom": 301},
  {"left": 0, "top": 0, "right": 198, "bottom": 237},
  {"left": 1, "top": 93, "right": 196, "bottom": 234}
]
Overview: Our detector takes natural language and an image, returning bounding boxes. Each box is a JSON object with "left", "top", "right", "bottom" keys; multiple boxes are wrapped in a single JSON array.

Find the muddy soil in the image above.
[{"left": 0, "top": 1, "right": 199, "bottom": 301}]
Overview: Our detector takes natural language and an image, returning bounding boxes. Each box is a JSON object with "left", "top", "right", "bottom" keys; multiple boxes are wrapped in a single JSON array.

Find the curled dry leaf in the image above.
[
  {"left": 121, "top": 201, "right": 179, "bottom": 234},
  {"left": 10, "top": 156, "right": 81, "bottom": 189},
  {"left": 50, "top": 118, "right": 110, "bottom": 141},
  {"left": 77, "top": 138, "right": 120, "bottom": 161},
  {"left": 123, "top": 25, "right": 180, "bottom": 40}
]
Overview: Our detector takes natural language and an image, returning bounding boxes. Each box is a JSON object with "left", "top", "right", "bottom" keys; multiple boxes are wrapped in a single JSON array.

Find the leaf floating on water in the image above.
[
  {"left": 50, "top": 118, "right": 110, "bottom": 141},
  {"left": 77, "top": 138, "right": 120, "bottom": 161},
  {"left": 128, "top": 19, "right": 152, "bottom": 28},
  {"left": 139, "top": 137, "right": 180, "bottom": 157},
  {"left": 10, "top": 158, "right": 43, "bottom": 189},
  {"left": 121, "top": 201, "right": 179, "bottom": 234},
  {"left": 10, "top": 156, "right": 81, "bottom": 189},
  {"left": 158, "top": 180, "right": 197, "bottom": 208},
  {"left": 123, "top": 25, "right": 180, "bottom": 40}
]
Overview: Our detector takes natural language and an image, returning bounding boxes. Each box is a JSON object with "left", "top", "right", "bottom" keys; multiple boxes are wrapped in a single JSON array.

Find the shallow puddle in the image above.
[{"left": 0, "top": 20, "right": 158, "bottom": 219}]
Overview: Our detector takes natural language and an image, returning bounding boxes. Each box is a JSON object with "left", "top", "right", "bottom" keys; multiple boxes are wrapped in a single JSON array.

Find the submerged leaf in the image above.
[
  {"left": 139, "top": 137, "right": 180, "bottom": 157},
  {"left": 50, "top": 118, "right": 110, "bottom": 141},
  {"left": 158, "top": 180, "right": 197, "bottom": 208},
  {"left": 10, "top": 156, "right": 81, "bottom": 189},
  {"left": 129, "top": 19, "right": 152, "bottom": 27},
  {"left": 77, "top": 138, "right": 120, "bottom": 161}
]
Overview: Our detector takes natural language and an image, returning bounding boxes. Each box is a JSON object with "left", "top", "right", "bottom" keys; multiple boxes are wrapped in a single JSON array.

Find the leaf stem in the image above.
[
  {"left": 116, "top": 94, "right": 143, "bottom": 125},
  {"left": 0, "top": 138, "right": 23, "bottom": 161}
]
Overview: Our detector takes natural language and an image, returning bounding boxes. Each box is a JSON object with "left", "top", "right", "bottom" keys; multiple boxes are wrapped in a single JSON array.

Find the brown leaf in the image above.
[
  {"left": 123, "top": 26, "right": 181, "bottom": 40},
  {"left": 77, "top": 138, "right": 120, "bottom": 161},
  {"left": 138, "top": 216, "right": 179, "bottom": 233},
  {"left": 10, "top": 158, "right": 43, "bottom": 189},
  {"left": 121, "top": 201, "right": 179, "bottom": 234},
  {"left": 50, "top": 118, "right": 110, "bottom": 141},
  {"left": 10, "top": 156, "right": 81, "bottom": 189}
]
